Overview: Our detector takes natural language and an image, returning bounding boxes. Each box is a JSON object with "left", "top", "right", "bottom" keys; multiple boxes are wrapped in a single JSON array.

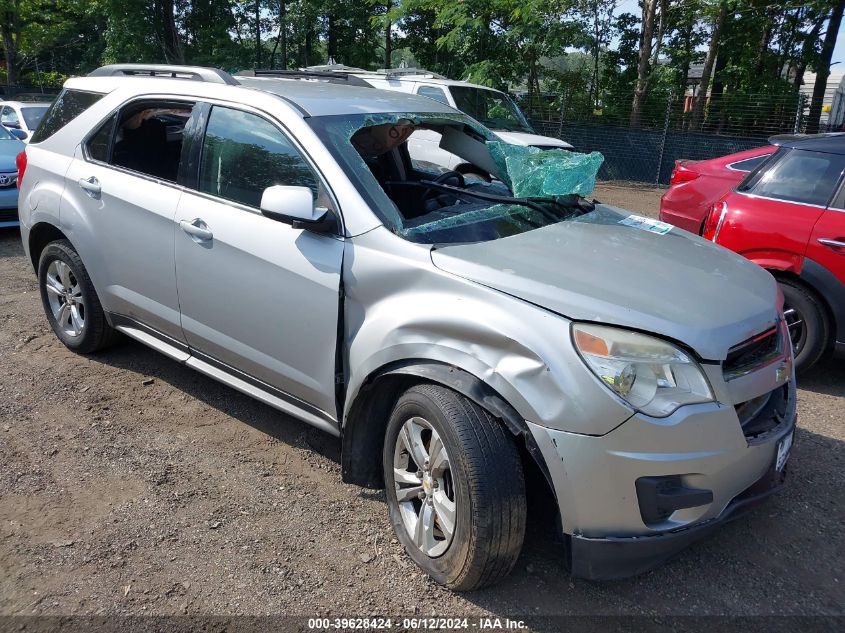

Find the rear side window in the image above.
[
  {"left": 111, "top": 101, "right": 195, "bottom": 182},
  {"left": 739, "top": 149, "right": 845, "bottom": 206},
  {"left": 30, "top": 89, "right": 104, "bottom": 144},
  {"left": 417, "top": 86, "right": 449, "bottom": 105}
]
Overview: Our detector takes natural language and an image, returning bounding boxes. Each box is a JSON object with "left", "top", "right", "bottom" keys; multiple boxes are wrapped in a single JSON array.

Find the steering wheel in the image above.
[{"left": 422, "top": 170, "right": 465, "bottom": 202}]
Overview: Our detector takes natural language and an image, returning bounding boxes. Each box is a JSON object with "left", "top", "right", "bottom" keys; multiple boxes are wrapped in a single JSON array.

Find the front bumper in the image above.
[
  {"left": 568, "top": 450, "right": 788, "bottom": 580},
  {"left": 0, "top": 185, "right": 19, "bottom": 227},
  {"left": 527, "top": 377, "right": 796, "bottom": 580}
]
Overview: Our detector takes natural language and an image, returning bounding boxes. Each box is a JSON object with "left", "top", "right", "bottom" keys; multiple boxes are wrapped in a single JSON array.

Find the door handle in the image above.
[
  {"left": 78, "top": 176, "right": 101, "bottom": 196},
  {"left": 179, "top": 218, "right": 213, "bottom": 241},
  {"left": 818, "top": 238, "right": 845, "bottom": 250}
]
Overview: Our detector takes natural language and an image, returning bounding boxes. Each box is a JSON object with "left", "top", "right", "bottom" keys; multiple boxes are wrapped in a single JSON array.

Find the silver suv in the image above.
[{"left": 18, "top": 65, "right": 796, "bottom": 590}]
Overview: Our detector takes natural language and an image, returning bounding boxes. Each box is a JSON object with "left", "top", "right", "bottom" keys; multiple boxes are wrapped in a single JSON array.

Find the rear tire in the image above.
[
  {"left": 38, "top": 240, "right": 119, "bottom": 354},
  {"left": 778, "top": 278, "right": 829, "bottom": 373},
  {"left": 383, "top": 384, "right": 526, "bottom": 591}
]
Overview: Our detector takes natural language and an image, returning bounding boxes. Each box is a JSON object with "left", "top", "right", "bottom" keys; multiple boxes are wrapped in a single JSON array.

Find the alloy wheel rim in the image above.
[
  {"left": 783, "top": 303, "right": 805, "bottom": 357},
  {"left": 392, "top": 416, "right": 456, "bottom": 557},
  {"left": 45, "top": 260, "right": 86, "bottom": 338}
]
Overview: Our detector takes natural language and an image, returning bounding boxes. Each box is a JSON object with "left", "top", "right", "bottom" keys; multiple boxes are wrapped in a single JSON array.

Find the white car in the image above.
[
  {"left": 1, "top": 101, "right": 50, "bottom": 143},
  {"left": 307, "top": 66, "right": 573, "bottom": 177}
]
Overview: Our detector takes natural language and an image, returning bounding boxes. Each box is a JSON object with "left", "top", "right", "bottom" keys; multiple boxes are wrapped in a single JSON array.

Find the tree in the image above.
[
  {"left": 807, "top": 0, "right": 845, "bottom": 133},
  {"left": 689, "top": 1, "right": 727, "bottom": 131},
  {"left": 629, "top": 0, "right": 657, "bottom": 127},
  {"left": 579, "top": 0, "right": 615, "bottom": 110}
]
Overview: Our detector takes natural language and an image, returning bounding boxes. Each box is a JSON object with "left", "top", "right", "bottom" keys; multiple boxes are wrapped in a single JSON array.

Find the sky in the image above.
[{"left": 614, "top": 0, "right": 845, "bottom": 66}]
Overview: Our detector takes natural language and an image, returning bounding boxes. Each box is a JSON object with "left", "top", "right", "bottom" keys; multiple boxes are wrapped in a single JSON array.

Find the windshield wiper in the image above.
[
  {"left": 527, "top": 194, "right": 596, "bottom": 216},
  {"left": 413, "top": 179, "right": 545, "bottom": 213},
  {"left": 415, "top": 180, "right": 595, "bottom": 219}
]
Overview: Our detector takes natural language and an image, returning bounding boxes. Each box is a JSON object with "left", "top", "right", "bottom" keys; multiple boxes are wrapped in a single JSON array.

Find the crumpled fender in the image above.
[{"left": 341, "top": 228, "right": 633, "bottom": 437}]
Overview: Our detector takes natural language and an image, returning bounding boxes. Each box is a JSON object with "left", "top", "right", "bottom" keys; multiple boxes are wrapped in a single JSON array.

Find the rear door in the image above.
[
  {"left": 61, "top": 98, "right": 197, "bottom": 342},
  {"left": 174, "top": 103, "right": 344, "bottom": 419}
]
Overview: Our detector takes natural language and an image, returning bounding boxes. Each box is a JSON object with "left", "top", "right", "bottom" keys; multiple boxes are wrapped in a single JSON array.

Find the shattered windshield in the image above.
[
  {"left": 307, "top": 112, "right": 602, "bottom": 245},
  {"left": 449, "top": 86, "right": 533, "bottom": 134}
]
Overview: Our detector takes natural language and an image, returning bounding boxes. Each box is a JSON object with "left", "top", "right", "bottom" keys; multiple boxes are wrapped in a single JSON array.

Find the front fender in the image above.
[{"left": 342, "top": 228, "right": 633, "bottom": 437}]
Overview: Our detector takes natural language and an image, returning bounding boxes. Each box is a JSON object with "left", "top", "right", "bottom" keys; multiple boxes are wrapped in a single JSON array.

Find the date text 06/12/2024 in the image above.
[{"left": 307, "top": 617, "right": 528, "bottom": 630}]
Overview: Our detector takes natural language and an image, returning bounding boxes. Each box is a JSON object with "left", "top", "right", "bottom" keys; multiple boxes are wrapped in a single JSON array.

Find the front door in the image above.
[{"left": 174, "top": 104, "right": 344, "bottom": 419}]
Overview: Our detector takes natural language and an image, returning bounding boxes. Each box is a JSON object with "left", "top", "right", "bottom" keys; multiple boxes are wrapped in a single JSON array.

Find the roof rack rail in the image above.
[
  {"left": 235, "top": 69, "right": 374, "bottom": 88},
  {"left": 376, "top": 67, "right": 446, "bottom": 80},
  {"left": 88, "top": 64, "right": 239, "bottom": 85}
]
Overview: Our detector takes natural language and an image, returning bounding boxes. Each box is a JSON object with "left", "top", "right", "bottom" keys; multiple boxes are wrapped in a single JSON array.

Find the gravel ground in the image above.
[{"left": 0, "top": 191, "right": 843, "bottom": 626}]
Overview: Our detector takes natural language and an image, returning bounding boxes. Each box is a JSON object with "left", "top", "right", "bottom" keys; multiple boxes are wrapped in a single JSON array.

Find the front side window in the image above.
[
  {"left": 417, "top": 86, "right": 449, "bottom": 105},
  {"left": 30, "top": 89, "right": 104, "bottom": 144},
  {"left": 198, "top": 106, "right": 318, "bottom": 208},
  {"left": 740, "top": 149, "right": 845, "bottom": 207}
]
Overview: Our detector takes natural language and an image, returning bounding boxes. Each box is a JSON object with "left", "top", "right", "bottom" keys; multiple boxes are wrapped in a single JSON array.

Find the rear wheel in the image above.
[
  {"left": 778, "top": 278, "right": 829, "bottom": 373},
  {"left": 383, "top": 384, "right": 526, "bottom": 591},
  {"left": 38, "top": 240, "right": 119, "bottom": 353}
]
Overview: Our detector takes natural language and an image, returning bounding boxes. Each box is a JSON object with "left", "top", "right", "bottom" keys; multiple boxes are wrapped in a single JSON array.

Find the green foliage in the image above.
[{"left": 0, "top": 0, "right": 838, "bottom": 133}]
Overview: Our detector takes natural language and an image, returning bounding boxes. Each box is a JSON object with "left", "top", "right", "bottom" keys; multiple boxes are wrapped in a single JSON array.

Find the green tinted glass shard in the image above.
[{"left": 487, "top": 141, "right": 604, "bottom": 197}]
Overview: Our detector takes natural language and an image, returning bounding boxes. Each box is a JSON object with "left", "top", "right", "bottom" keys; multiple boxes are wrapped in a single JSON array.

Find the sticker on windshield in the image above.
[{"left": 618, "top": 214, "right": 673, "bottom": 235}]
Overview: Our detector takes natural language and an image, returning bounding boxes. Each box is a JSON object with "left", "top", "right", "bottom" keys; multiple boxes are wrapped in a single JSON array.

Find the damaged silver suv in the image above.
[{"left": 18, "top": 65, "right": 796, "bottom": 590}]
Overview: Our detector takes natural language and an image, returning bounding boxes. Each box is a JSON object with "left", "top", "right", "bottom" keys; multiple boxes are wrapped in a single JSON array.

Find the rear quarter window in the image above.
[
  {"left": 727, "top": 153, "right": 771, "bottom": 172},
  {"left": 30, "top": 89, "right": 104, "bottom": 144}
]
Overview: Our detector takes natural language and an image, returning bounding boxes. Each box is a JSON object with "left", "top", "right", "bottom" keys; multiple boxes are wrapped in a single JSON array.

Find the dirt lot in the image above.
[{"left": 0, "top": 185, "right": 843, "bottom": 626}]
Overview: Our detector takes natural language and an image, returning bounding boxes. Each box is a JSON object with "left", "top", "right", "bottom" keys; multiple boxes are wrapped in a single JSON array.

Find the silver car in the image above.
[{"left": 18, "top": 65, "right": 796, "bottom": 590}]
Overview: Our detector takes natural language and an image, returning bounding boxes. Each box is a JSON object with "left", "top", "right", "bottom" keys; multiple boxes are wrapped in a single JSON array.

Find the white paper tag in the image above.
[{"left": 618, "top": 214, "right": 673, "bottom": 235}]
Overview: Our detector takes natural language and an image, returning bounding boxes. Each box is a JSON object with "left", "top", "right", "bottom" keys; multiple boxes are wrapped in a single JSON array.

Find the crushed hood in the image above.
[
  {"left": 430, "top": 206, "right": 780, "bottom": 361},
  {"left": 493, "top": 130, "right": 573, "bottom": 149}
]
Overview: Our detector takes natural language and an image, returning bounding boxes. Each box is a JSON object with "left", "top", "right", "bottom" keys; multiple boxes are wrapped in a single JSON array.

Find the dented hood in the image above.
[{"left": 430, "top": 206, "right": 780, "bottom": 361}]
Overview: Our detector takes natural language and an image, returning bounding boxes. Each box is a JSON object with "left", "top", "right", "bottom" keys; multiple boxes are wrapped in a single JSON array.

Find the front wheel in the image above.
[{"left": 383, "top": 384, "right": 526, "bottom": 591}]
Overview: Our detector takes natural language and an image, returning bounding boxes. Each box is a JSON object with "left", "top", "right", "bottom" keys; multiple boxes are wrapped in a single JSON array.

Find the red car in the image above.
[
  {"left": 700, "top": 134, "right": 845, "bottom": 372},
  {"left": 660, "top": 145, "right": 775, "bottom": 233}
]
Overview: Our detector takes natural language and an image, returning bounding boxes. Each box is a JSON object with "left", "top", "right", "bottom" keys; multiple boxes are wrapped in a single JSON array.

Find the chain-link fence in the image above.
[
  {"left": 523, "top": 90, "right": 811, "bottom": 185},
  {"left": 0, "top": 84, "right": 59, "bottom": 102}
]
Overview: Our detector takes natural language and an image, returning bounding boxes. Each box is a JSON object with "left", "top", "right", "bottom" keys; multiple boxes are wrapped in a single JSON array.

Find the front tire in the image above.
[
  {"left": 778, "top": 278, "right": 829, "bottom": 373},
  {"left": 383, "top": 384, "right": 526, "bottom": 591},
  {"left": 38, "top": 240, "right": 118, "bottom": 354}
]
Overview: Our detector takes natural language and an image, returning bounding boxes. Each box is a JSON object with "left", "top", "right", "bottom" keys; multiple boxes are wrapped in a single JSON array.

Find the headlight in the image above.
[{"left": 572, "top": 323, "right": 714, "bottom": 417}]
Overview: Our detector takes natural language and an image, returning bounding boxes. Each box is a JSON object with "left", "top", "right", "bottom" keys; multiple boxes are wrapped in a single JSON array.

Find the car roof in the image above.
[
  {"left": 354, "top": 74, "right": 505, "bottom": 92},
  {"left": 768, "top": 132, "right": 845, "bottom": 153},
  {"left": 235, "top": 76, "right": 458, "bottom": 116},
  {"left": 68, "top": 66, "right": 462, "bottom": 118}
]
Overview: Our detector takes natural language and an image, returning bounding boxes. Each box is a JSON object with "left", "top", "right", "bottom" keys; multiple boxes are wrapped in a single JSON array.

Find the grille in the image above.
[
  {"left": 723, "top": 325, "right": 781, "bottom": 380},
  {"left": 735, "top": 384, "right": 790, "bottom": 440},
  {"left": 0, "top": 208, "right": 18, "bottom": 223}
]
